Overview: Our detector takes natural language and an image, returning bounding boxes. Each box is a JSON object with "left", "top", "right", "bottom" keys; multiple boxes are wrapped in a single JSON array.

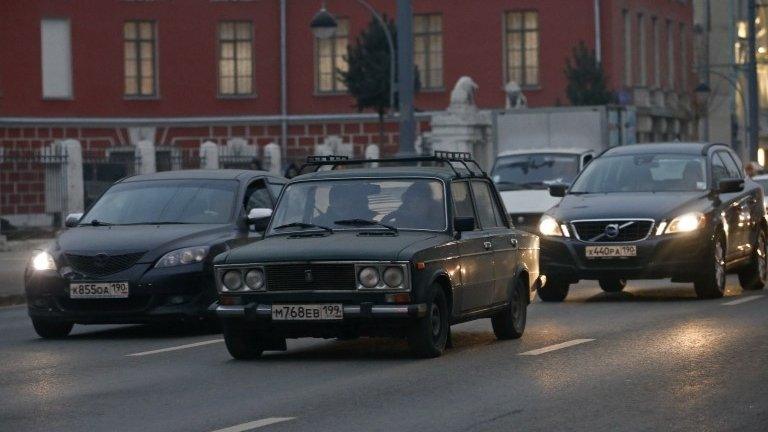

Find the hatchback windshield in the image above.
[
  {"left": 269, "top": 179, "right": 446, "bottom": 233},
  {"left": 82, "top": 179, "right": 238, "bottom": 225},
  {"left": 491, "top": 153, "right": 580, "bottom": 191},
  {"left": 570, "top": 154, "right": 707, "bottom": 193}
]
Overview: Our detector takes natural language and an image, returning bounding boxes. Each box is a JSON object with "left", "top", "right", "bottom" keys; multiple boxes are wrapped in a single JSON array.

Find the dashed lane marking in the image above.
[
  {"left": 210, "top": 417, "right": 296, "bottom": 432},
  {"left": 519, "top": 339, "right": 596, "bottom": 356},
  {"left": 722, "top": 295, "right": 764, "bottom": 306},
  {"left": 126, "top": 338, "right": 224, "bottom": 357}
]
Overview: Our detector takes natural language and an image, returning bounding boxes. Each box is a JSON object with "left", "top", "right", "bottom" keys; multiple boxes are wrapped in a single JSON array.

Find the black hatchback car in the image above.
[
  {"left": 538, "top": 143, "right": 766, "bottom": 301},
  {"left": 213, "top": 153, "right": 541, "bottom": 359},
  {"left": 25, "top": 170, "right": 286, "bottom": 338}
]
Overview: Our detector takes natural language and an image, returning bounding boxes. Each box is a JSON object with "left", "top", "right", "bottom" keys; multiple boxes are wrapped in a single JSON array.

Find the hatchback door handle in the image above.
[{"left": 483, "top": 241, "right": 493, "bottom": 250}]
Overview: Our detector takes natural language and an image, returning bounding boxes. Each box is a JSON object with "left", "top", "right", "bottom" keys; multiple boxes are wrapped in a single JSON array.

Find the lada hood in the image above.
[{"left": 221, "top": 231, "right": 445, "bottom": 264}]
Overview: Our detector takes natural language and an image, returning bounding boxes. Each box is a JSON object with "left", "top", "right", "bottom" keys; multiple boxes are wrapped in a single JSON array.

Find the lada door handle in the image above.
[
  {"left": 509, "top": 238, "right": 519, "bottom": 250},
  {"left": 483, "top": 241, "right": 493, "bottom": 250}
]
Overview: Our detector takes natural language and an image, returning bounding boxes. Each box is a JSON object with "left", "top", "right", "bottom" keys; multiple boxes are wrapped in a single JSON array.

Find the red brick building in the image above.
[{"left": 0, "top": 0, "right": 694, "bottom": 224}]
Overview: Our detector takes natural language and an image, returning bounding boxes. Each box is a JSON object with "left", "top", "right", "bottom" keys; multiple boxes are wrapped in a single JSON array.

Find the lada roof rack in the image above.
[{"left": 299, "top": 151, "right": 487, "bottom": 178}]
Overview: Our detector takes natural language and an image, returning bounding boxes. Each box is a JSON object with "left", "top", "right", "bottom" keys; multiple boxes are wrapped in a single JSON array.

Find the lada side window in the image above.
[
  {"left": 451, "top": 181, "right": 476, "bottom": 220},
  {"left": 471, "top": 181, "right": 505, "bottom": 229}
]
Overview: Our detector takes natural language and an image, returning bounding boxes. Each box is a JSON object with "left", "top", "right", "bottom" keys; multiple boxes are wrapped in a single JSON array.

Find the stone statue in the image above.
[
  {"left": 449, "top": 76, "right": 479, "bottom": 112},
  {"left": 505, "top": 81, "right": 528, "bottom": 109}
]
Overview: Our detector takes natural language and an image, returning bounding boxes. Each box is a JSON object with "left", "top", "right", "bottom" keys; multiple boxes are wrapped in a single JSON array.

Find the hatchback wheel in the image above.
[
  {"left": 407, "top": 284, "right": 449, "bottom": 358},
  {"left": 694, "top": 233, "right": 727, "bottom": 299},
  {"left": 738, "top": 229, "right": 768, "bottom": 291},
  {"left": 32, "top": 318, "right": 73, "bottom": 339},
  {"left": 223, "top": 321, "right": 264, "bottom": 360},
  {"left": 492, "top": 279, "right": 527, "bottom": 340},
  {"left": 538, "top": 279, "right": 570, "bottom": 302},
  {"left": 599, "top": 278, "right": 627, "bottom": 293}
]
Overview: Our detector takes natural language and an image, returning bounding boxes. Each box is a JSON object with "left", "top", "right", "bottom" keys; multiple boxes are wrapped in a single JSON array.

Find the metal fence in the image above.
[{"left": 82, "top": 149, "right": 141, "bottom": 209}]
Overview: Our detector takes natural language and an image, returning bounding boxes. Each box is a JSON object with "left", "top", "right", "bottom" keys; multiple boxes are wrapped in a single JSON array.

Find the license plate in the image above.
[
  {"left": 69, "top": 282, "right": 129, "bottom": 299},
  {"left": 271, "top": 304, "right": 343, "bottom": 321},
  {"left": 585, "top": 245, "right": 637, "bottom": 258}
]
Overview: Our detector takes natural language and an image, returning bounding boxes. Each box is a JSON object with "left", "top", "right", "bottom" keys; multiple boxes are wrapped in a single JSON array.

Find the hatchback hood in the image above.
[
  {"left": 54, "top": 225, "right": 234, "bottom": 261},
  {"left": 223, "top": 231, "right": 444, "bottom": 264},
  {"left": 550, "top": 192, "right": 710, "bottom": 221},
  {"left": 500, "top": 189, "right": 562, "bottom": 214}
]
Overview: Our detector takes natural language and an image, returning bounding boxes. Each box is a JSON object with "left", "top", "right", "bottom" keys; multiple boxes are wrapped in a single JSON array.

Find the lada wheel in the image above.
[
  {"left": 31, "top": 318, "right": 73, "bottom": 339},
  {"left": 694, "top": 233, "right": 727, "bottom": 299},
  {"left": 223, "top": 321, "right": 264, "bottom": 360},
  {"left": 738, "top": 229, "right": 768, "bottom": 291},
  {"left": 537, "top": 279, "right": 570, "bottom": 302},
  {"left": 407, "top": 284, "right": 449, "bottom": 358},
  {"left": 598, "top": 278, "right": 627, "bottom": 293},
  {"left": 491, "top": 279, "right": 527, "bottom": 340}
]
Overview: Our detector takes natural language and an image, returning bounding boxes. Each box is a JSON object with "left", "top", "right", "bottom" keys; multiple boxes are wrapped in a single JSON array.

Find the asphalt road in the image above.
[{"left": 1, "top": 277, "right": 766, "bottom": 432}]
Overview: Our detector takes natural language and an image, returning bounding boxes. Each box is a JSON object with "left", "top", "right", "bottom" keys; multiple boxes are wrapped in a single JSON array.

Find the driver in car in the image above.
[{"left": 315, "top": 184, "right": 375, "bottom": 226}]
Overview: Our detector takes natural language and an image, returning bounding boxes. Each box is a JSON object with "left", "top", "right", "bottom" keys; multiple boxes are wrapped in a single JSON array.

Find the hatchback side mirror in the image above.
[
  {"left": 549, "top": 184, "right": 568, "bottom": 198},
  {"left": 717, "top": 179, "right": 744, "bottom": 194},
  {"left": 454, "top": 216, "right": 476, "bottom": 233},
  {"left": 246, "top": 208, "right": 273, "bottom": 231},
  {"left": 64, "top": 213, "right": 83, "bottom": 228}
]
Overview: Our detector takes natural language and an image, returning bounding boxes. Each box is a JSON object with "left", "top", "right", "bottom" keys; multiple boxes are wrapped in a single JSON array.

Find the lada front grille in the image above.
[
  {"left": 65, "top": 252, "right": 145, "bottom": 277},
  {"left": 571, "top": 220, "right": 654, "bottom": 243},
  {"left": 264, "top": 263, "right": 356, "bottom": 291}
]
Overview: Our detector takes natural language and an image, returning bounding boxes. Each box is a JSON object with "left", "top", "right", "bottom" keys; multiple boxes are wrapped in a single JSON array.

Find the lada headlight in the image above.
[
  {"left": 358, "top": 266, "right": 380, "bottom": 288},
  {"left": 244, "top": 268, "right": 266, "bottom": 291},
  {"left": 664, "top": 212, "right": 705, "bottom": 234},
  {"left": 222, "top": 270, "right": 244, "bottom": 291},
  {"left": 383, "top": 267, "right": 405, "bottom": 287}
]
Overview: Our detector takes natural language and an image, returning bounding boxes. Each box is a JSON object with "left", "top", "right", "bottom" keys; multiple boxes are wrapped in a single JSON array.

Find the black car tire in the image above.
[
  {"left": 491, "top": 278, "right": 527, "bottom": 340},
  {"left": 223, "top": 322, "right": 264, "bottom": 360},
  {"left": 599, "top": 278, "right": 627, "bottom": 293},
  {"left": 407, "top": 284, "right": 449, "bottom": 358},
  {"left": 538, "top": 279, "right": 569, "bottom": 302},
  {"left": 694, "top": 232, "right": 727, "bottom": 300},
  {"left": 738, "top": 229, "right": 768, "bottom": 291},
  {"left": 32, "top": 318, "right": 73, "bottom": 339}
]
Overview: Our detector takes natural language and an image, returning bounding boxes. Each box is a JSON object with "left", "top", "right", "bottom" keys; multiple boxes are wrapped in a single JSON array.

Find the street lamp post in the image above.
[{"left": 310, "top": 0, "right": 416, "bottom": 156}]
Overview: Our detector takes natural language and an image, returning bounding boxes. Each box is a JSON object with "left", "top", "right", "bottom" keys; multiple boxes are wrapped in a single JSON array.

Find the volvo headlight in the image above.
[
  {"left": 665, "top": 212, "right": 705, "bottom": 234},
  {"left": 358, "top": 266, "right": 380, "bottom": 288},
  {"left": 31, "top": 251, "right": 56, "bottom": 271},
  {"left": 539, "top": 215, "right": 566, "bottom": 237},
  {"left": 155, "top": 246, "right": 209, "bottom": 268}
]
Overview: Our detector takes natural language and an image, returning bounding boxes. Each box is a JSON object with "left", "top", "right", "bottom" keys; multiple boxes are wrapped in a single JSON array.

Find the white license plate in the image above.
[
  {"left": 271, "top": 304, "right": 343, "bottom": 321},
  {"left": 69, "top": 282, "right": 129, "bottom": 299},
  {"left": 585, "top": 245, "right": 637, "bottom": 258}
]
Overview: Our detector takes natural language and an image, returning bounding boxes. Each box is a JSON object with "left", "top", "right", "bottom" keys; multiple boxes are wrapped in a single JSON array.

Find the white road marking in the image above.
[
  {"left": 722, "top": 295, "right": 764, "bottom": 306},
  {"left": 126, "top": 338, "right": 224, "bottom": 357},
  {"left": 211, "top": 417, "right": 295, "bottom": 432},
  {"left": 519, "top": 339, "right": 595, "bottom": 356}
]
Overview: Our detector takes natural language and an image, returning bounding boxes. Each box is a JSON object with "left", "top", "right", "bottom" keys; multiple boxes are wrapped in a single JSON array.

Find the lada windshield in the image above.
[{"left": 269, "top": 178, "right": 447, "bottom": 233}]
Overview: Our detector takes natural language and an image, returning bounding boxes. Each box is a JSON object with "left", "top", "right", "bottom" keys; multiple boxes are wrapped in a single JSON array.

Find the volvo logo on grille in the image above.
[
  {"left": 604, "top": 224, "right": 620, "bottom": 239},
  {"left": 304, "top": 269, "right": 314, "bottom": 282},
  {"left": 93, "top": 253, "right": 110, "bottom": 267}
]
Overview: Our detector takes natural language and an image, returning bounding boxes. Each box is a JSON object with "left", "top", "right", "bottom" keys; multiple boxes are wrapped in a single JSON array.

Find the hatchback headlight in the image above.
[
  {"left": 539, "top": 215, "right": 567, "bottom": 237},
  {"left": 155, "top": 246, "right": 209, "bottom": 268},
  {"left": 358, "top": 266, "right": 380, "bottom": 288},
  {"left": 665, "top": 212, "right": 705, "bottom": 234},
  {"left": 31, "top": 251, "right": 56, "bottom": 271}
]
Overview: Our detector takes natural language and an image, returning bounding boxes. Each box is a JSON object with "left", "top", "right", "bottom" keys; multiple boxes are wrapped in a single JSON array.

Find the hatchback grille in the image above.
[
  {"left": 572, "top": 220, "right": 654, "bottom": 242},
  {"left": 65, "top": 252, "right": 145, "bottom": 277},
  {"left": 264, "top": 264, "right": 356, "bottom": 291}
]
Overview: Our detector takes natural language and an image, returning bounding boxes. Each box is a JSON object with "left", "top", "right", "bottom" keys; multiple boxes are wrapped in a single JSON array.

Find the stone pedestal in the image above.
[
  {"left": 428, "top": 108, "right": 492, "bottom": 169},
  {"left": 135, "top": 140, "right": 156, "bottom": 174},
  {"left": 200, "top": 141, "right": 219, "bottom": 169},
  {"left": 263, "top": 143, "right": 282, "bottom": 174}
]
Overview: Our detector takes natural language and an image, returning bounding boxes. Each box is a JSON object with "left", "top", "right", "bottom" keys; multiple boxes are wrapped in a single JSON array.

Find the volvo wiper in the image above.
[
  {"left": 273, "top": 222, "right": 333, "bottom": 233},
  {"left": 334, "top": 219, "right": 398, "bottom": 233}
]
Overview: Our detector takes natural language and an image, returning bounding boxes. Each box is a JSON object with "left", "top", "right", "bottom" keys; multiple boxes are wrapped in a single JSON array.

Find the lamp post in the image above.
[
  {"left": 696, "top": 70, "right": 749, "bottom": 153},
  {"left": 310, "top": 0, "right": 416, "bottom": 156}
]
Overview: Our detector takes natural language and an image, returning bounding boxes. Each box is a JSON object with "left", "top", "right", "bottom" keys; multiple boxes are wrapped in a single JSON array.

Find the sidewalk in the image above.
[{"left": 0, "top": 239, "right": 52, "bottom": 306}]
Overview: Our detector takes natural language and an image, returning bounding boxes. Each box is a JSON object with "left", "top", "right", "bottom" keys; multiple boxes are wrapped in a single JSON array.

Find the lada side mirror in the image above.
[
  {"left": 246, "top": 208, "right": 273, "bottom": 231},
  {"left": 454, "top": 216, "right": 476, "bottom": 233},
  {"left": 549, "top": 184, "right": 568, "bottom": 198},
  {"left": 64, "top": 213, "right": 83, "bottom": 228},
  {"left": 717, "top": 179, "right": 744, "bottom": 194}
]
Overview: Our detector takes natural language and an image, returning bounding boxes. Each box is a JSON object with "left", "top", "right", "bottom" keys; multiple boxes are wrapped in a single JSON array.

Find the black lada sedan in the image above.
[
  {"left": 213, "top": 153, "right": 541, "bottom": 359},
  {"left": 537, "top": 143, "right": 766, "bottom": 301},
  {"left": 25, "top": 170, "right": 286, "bottom": 338}
]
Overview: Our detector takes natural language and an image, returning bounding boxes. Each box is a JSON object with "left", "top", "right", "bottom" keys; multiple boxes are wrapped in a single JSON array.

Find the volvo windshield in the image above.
[{"left": 570, "top": 154, "right": 707, "bottom": 193}]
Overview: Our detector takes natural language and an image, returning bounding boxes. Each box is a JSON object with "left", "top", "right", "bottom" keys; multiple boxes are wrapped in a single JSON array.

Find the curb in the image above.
[{"left": 0, "top": 295, "right": 26, "bottom": 307}]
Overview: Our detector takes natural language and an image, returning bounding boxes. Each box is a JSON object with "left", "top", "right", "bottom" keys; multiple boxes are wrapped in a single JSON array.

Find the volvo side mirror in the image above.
[
  {"left": 64, "top": 213, "right": 83, "bottom": 228},
  {"left": 717, "top": 179, "right": 744, "bottom": 194},
  {"left": 549, "top": 184, "right": 568, "bottom": 198},
  {"left": 246, "top": 208, "right": 273, "bottom": 231}
]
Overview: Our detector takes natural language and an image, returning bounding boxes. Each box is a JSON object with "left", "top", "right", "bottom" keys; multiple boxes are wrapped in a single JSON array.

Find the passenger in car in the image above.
[{"left": 383, "top": 182, "right": 443, "bottom": 230}]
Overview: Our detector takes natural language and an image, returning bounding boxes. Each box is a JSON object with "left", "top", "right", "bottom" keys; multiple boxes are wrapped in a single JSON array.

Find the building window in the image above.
[
  {"left": 638, "top": 14, "right": 646, "bottom": 86},
  {"left": 124, "top": 21, "right": 157, "bottom": 97},
  {"left": 41, "top": 19, "right": 72, "bottom": 98},
  {"left": 623, "top": 10, "right": 632, "bottom": 87},
  {"left": 679, "top": 23, "right": 688, "bottom": 89},
  {"left": 414, "top": 14, "right": 443, "bottom": 90},
  {"left": 504, "top": 11, "right": 539, "bottom": 87},
  {"left": 315, "top": 18, "right": 348, "bottom": 93},
  {"left": 652, "top": 17, "right": 660, "bottom": 88},
  {"left": 667, "top": 20, "right": 675, "bottom": 89},
  {"left": 218, "top": 21, "right": 254, "bottom": 96}
]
